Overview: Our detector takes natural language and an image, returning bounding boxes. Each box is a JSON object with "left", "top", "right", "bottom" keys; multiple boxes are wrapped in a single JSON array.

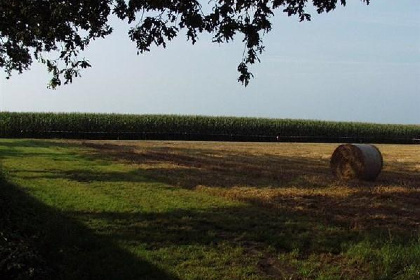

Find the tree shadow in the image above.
[
  {"left": 5, "top": 140, "right": 416, "bottom": 237},
  {"left": 79, "top": 141, "right": 419, "bottom": 188},
  {"left": 0, "top": 176, "right": 179, "bottom": 280},
  {"left": 5, "top": 151, "right": 420, "bottom": 249},
  {"left": 78, "top": 141, "right": 332, "bottom": 189},
  {"left": 73, "top": 141, "right": 419, "bottom": 238}
]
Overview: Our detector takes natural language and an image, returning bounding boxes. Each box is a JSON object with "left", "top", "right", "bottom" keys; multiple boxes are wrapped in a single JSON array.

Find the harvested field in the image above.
[
  {"left": 80, "top": 141, "right": 420, "bottom": 232},
  {"left": 0, "top": 139, "right": 419, "bottom": 279}
]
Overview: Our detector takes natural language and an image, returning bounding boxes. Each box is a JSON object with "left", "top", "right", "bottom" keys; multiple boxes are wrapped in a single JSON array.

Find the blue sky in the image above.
[{"left": 1, "top": 0, "right": 419, "bottom": 124}]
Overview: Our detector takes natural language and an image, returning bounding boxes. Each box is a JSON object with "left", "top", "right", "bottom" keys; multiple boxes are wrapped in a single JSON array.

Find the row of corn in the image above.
[{"left": 0, "top": 112, "right": 419, "bottom": 143}]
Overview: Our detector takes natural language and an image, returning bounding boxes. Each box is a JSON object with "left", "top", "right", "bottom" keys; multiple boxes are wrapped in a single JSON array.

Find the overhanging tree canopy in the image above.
[{"left": 0, "top": 0, "right": 370, "bottom": 88}]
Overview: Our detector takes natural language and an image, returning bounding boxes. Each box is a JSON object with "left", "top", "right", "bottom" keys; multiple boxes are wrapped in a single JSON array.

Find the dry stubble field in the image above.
[{"left": 83, "top": 140, "right": 420, "bottom": 231}]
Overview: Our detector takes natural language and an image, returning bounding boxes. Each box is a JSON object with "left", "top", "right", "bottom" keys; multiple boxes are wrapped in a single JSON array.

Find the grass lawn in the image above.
[{"left": 0, "top": 139, "right": 419, "bottom": 279}]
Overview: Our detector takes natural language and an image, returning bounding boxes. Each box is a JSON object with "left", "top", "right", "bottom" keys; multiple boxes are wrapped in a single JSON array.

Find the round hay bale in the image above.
[{"left": 330, "top": 144, "right": 383, "bottom": 181}]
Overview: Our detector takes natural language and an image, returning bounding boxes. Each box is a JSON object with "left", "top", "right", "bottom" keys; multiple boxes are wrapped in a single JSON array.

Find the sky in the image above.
[{"left": 1, "top": 0, "right": 419, "bottom": 124}]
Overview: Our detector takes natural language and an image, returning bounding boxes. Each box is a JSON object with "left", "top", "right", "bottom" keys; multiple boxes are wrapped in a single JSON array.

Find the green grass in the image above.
[{"left": 1, "top": 139, "right": 419, "bottom": 279}]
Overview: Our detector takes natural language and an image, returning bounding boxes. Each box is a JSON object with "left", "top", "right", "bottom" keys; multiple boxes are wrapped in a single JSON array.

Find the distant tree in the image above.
[{"left": 0, "top": 0, "right": 369, "bottom": 88}]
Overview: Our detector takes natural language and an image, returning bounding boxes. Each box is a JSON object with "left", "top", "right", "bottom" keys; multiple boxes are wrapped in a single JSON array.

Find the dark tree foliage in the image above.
[{"left": 0, "top": 0, "right": 369, "bottom": 88}]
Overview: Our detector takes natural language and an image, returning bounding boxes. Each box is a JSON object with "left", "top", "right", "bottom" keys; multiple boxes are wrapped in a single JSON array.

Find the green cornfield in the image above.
[{"left": 0, "top": 112, "right": 419, "bottom": 143}]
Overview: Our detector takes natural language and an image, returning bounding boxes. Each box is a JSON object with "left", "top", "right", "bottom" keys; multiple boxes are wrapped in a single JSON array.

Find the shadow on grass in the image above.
[
  {"left": 2, "top": 140, "right": 418, "bottom": 236},
  {"left": 4, "top": 169, "right": 418, "bottom": 252},
  {"left": 0, "top": 176, "right": 180, "bottom": 280},
  {"left": 4, "top": 139, "right": 418, "bottom": 186},
  {"left": 80, "top": 141, "right": 420, "bottom": 188},
  {"left": 63, "top": 206, "right": 360, "bottom": 256},
  {"left": 80, "top": 141, "right": 332, "bottom": 189},
  {"left": 79, "top": 141, "right": 419, "bottom": 236},
  {"left": 1, "top": 139, "right": 419, "bottom": 279}
]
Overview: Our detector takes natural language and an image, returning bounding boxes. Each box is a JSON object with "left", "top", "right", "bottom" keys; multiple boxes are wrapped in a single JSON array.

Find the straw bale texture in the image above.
[{"left": 330, "top": 144, "right": 383, "bottom": 181}]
